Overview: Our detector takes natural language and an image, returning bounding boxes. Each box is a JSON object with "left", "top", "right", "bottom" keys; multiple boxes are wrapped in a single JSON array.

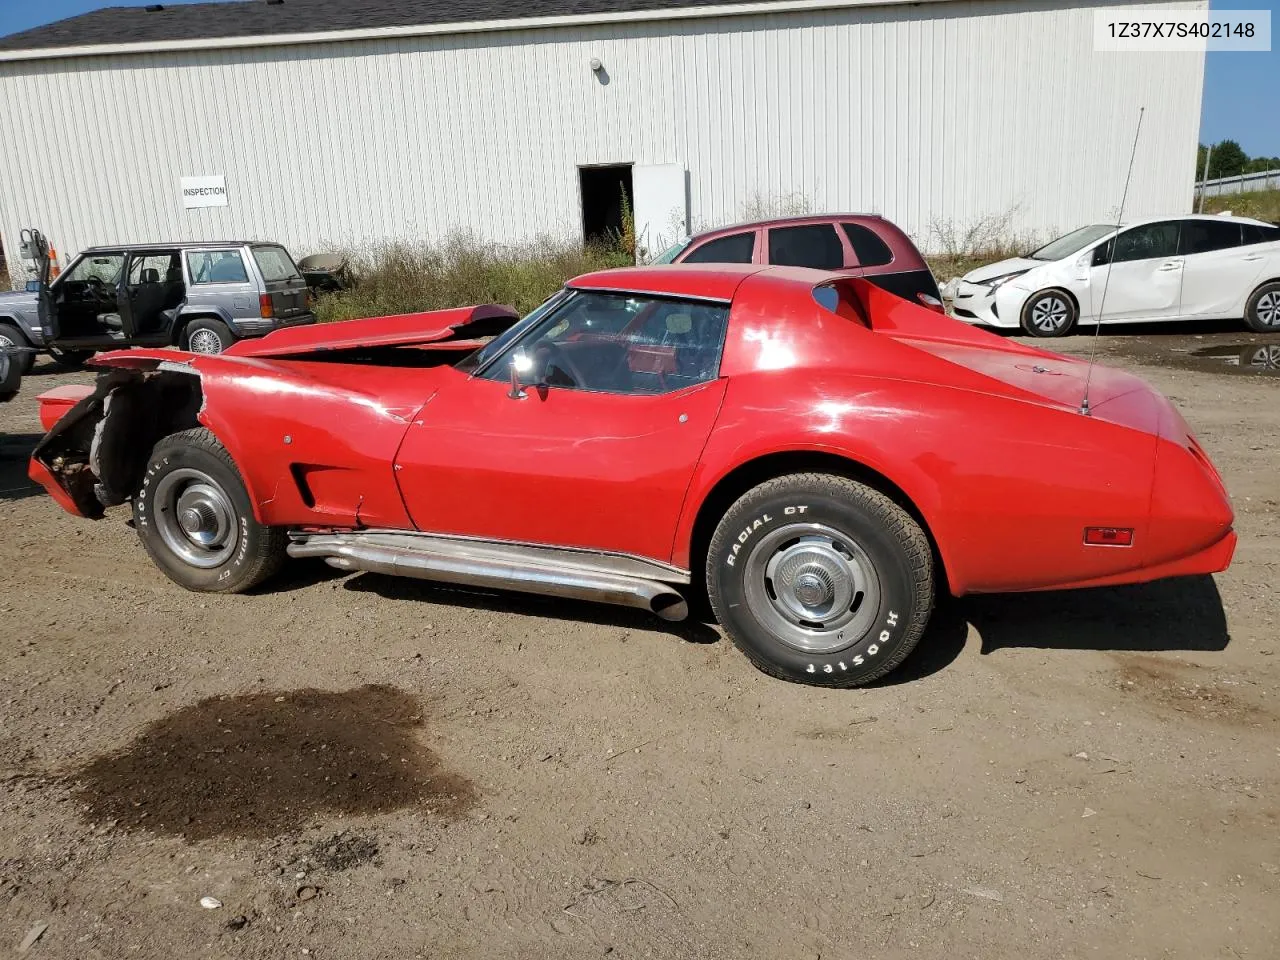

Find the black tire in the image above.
[
  {"left": 706, "top": 473, "right": 934, "bottom": 687},
  {"left": 0, "top": 322, "right": 34, "bottom": 374},
  {"left": 1020, "top": 289, "right": 1078, "bottom": 337},
  {"left": 133, "top": 427, "right": 286, "bottom": 593},
  {"left": 1244, "top": 281, "right": 1280, "bottom": 333},
  {"left": 182, "top": 318, "right": 236, "bottom": 354},
  {"left": 49, "top": 347, "right": 94, "bottom": 370}
]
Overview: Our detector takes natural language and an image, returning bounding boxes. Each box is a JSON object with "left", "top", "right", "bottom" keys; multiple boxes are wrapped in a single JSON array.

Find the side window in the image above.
[
  {"left": 682, "top": 232, "right": 756, "bottom": 264},
  {"left": 128, "top": 254, "right": 179, "bottom": 285},
  {"left": 768, "top": 224, "right": 845, "bottom": 270},
  {"left": 187, "top": 249, "right": 249, "bottom": 284},
  {"left": 485, "top": 291, "right": 729, "bottom": 395},
  {"left": 1107, "top": 222, "right": 1181, "bottom": 264},
  {"left": 841, "top": 223, "right": 894, "bottom": 267},
  {"left": 1180, "top": 220, "right": 1242, "bottom": 255},
  {"left": 1243, "top": 223, "right": 1280, "bottom": 245}
]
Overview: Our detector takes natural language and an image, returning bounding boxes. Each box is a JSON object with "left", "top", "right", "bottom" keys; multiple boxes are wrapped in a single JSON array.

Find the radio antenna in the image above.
[{"left": 1081, "top": 106, "right": 1144, "bottom": 416}]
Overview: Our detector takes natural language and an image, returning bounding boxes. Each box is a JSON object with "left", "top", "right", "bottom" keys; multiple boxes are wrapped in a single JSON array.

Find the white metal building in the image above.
[{"left": 0, "top": 0, "right": 1206, "bottom": 275}]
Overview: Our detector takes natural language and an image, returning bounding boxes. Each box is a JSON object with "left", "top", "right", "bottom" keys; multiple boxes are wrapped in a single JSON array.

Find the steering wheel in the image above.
[
  {"left": 533, "top": 341, "right": 588, "bottom": 389},
  {"left": 83, "top": 276, "right": 111, "bottom": 302}
]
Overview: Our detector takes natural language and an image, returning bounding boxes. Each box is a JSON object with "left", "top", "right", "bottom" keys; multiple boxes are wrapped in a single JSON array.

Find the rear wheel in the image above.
[
  {"left": 0, "top": 322, "right": 34, "bottom": 374},
  {"left": 133, "top": 427, "right": 286, "bottom": 593},
  {"left": 706, "top": 473, "right": 934, "bottom": 687},
  {"left": 182, "top": 318, "right": 235, "bottom": 354},
  {"left": 1244, "top": 281, "right": 1280, "bottom": 333},
  {"left": 1020, "top": 289, "right": 1077, "bottom": 337}
]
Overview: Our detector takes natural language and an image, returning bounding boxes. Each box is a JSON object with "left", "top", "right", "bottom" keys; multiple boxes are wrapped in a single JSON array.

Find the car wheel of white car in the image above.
[
  {"left": 1244, "top": 281, "right": 1280, "bottom": 333},
  {"left": 706, "top": 473, "right": 934, "bottom": 688},
  {"left": 1020, "top": 290, "right": 1077, "bottom": 337},
  {"left": 183, "top": 319, "right": 235, "bottom": 354}
]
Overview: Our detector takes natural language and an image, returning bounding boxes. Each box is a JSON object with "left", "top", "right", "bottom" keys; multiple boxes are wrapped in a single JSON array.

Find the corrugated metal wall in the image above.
[{"left": 0, "top": 0, "right": 1206, "bottom": 279}]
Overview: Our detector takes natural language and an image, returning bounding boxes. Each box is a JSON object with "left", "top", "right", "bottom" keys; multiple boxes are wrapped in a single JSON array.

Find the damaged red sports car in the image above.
[{"left": 30, "top": 265, "right": 1235, "bottom": 687}]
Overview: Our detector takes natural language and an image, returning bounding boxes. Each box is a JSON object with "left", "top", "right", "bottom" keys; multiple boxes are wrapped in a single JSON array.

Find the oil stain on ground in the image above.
[{"left": 71, "top": 685, "right": 475, "bottom": 841}]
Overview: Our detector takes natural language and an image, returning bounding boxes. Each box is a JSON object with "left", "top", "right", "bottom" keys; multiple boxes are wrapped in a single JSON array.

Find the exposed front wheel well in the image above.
[
  {"left": 686, "top": 451, "right": 949, "bottom": 600},
  {"left": 35, "top": 368, "right": 206, "bottom": 517}
]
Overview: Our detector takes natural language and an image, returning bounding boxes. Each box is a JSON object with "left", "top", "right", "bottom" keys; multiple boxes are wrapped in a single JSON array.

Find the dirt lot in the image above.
[{"left": 1, "top": 325, "right": 1277, "bottom": 960}]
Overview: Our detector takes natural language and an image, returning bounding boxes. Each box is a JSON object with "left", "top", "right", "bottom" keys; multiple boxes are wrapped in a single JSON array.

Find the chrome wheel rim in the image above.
[
  {"left": 0, "top": 332, "right": 15, "bottom": 348},
  {"left": 154, "top": 468, "right": 238, "bottom": 568},
  {"left": 1030, "top": 295, "right": 1070, "bottom": 333},
  {"left": 1256, "top": 291, "right": 1280, "bottom": 327},
  {"left": 743, "top": 522, "right": 881, "bottom": 655},
  {"left": 188, "top": 328, "right": 224, "bottom": 354}
]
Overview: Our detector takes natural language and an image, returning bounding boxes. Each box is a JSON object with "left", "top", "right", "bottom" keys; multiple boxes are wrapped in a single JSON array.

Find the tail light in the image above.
[
  {"left": 259, "top": 293, "right": 274, "bottom": 319},
  {"left": 1084, "top": 527, "right": 1134, "bottom": 547},
  {"left": 917, "top": 293, "right": 945, "bottom": 314}
]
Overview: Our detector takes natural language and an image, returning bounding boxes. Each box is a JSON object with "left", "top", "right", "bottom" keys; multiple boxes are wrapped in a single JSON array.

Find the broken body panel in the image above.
[{"left": 31, "top": 270, "right": 1234, "bottom": 599}]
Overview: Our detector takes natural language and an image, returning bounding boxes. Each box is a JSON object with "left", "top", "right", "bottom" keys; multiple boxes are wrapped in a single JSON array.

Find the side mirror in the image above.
[
  {"left": 507, "top": 348, "right": 531, "bottom": 400},
  {"left": 25, "top": 280, "right": 40, "bottom": 293}
]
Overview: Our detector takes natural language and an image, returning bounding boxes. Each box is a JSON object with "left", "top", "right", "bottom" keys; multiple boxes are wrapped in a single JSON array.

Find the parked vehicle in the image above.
[
  {"left": 0, "top": 230, "right": 317, "bottom": 372},
  {"left": 30, "top": 265, "right": 1234, "bottom": 688},
  {"left": 952, "top": 215, "right": 1280, "bottom": 336},
  {"left": 654, "top": 214, "right": 945, "bottom": 311}
]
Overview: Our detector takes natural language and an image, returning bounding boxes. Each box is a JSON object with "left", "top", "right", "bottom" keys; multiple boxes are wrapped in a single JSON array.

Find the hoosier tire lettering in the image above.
[{"left": 706, "top": 473, "right": 934, "bottom": 688}]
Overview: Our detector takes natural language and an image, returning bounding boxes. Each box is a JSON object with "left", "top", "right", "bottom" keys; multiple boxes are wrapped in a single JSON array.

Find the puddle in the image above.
[
  {"left": 1186, "top": 343, "right": 1280, "bottom": 376},
  {"left": 72, "top": 685, "right": 476, "bottom": 841}
]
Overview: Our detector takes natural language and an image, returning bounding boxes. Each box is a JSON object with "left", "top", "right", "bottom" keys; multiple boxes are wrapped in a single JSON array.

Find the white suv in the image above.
[{"left": 951, "top": 215, "right": 1280, "bottom": 337}]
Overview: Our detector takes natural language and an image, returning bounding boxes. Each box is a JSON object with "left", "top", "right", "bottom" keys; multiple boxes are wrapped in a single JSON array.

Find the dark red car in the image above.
[
  {"left": 654, "top": 214, "right": 944, "bottom": 311},
  {"left": 30, "top": 265, "right": 1233, "bottom": 688}
]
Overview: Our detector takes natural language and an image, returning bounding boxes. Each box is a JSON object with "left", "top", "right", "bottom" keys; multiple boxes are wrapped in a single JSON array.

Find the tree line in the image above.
[{"left": 1197, "top": 140, "right": 1280, "bottom": 181}]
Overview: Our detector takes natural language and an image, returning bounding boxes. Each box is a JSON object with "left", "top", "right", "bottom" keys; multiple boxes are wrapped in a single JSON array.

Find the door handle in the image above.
[
  {"left": 1243, "top": 255, "right": 1264, "bottom": 262},
  {"left": 1158, "top": 262, "right": 1182, "bottom": 271}
]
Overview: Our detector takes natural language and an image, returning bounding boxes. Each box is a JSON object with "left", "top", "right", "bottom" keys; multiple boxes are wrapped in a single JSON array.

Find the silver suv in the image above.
[{"left": 0, "top": 231, "right": 316, "bottom": 371}]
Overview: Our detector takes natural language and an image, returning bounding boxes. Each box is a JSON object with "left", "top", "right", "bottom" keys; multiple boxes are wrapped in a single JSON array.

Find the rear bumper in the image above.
[
  {"left": 232, "top": 312, "right": 317, "bottom": 337},
  {"left": 1026, "top": 530, "right": 1235, "bottom": 591}
]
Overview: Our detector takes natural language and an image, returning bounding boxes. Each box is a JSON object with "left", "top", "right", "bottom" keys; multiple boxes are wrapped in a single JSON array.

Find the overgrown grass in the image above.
[
  {"left": 313, "top": 236, "right": 631, "bottom": 323},
  {"left": 1201, "top": 188, "right": 1280, "bottom": 224},
  {"left": 923, "top": 211, "right": 1039, "bottom": 282}
]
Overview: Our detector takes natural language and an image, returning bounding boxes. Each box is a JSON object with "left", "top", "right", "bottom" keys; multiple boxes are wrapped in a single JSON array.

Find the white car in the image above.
[{"left": 951, "top": 215, "right": 1280, "bottom": 337}]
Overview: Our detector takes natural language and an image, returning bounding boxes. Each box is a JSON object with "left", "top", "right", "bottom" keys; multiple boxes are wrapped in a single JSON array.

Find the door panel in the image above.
[
  {"left": 1177, "top": 221, "right": 1262, "bottom": 318},
  {"left": 632, "top": 164, "right": 687, "bottom": 264},
  {"left": 1088, "top": 221, "right": 1183, "bottom": 321},
  {"left": 395, "top": 371, "right": 726, "bottom": 563}
]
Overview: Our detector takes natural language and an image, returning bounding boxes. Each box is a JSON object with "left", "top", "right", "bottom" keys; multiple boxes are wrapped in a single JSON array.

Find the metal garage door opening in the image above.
[{"left": 579, "top": 164, "right": 633, "bottom": 245}]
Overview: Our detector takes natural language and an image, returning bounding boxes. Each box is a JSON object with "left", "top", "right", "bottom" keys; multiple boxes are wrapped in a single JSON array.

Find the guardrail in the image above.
[{"left": 1195, "top": 169, "right": 1280, "bottom": 198}]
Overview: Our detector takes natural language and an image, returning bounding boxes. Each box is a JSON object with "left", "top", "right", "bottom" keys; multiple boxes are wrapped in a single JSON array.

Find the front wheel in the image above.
[
  {"left": 133, "top": 427, "right": 286, "bottom": 593},
  {"left": 706, "top": 474, "right": 934, "bottom": 687},
  {"left": 1244, "top": 281, "right": 1280, "bottom": 333},
  {"left": 0, "top": 322, "right": 34, "bottom": 374},
  {"left": 1020, "top": 289, "right": 1077, "bottom": 337}
]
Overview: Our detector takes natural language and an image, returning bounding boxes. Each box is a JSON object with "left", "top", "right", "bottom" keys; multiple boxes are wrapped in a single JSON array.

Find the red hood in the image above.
[{"left": 224, "top": 304, "right": 519, "bottom": 358}]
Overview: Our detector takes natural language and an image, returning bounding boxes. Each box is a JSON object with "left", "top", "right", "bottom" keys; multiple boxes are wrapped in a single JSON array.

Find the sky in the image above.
[{"left": 0, "top": 0, "right": 1277, "bottom": 157}]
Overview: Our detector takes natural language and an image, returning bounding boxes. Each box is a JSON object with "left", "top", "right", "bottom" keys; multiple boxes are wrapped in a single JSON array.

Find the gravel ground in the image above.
[{"left": 1, "top": 325, "right": 1277, "bottom": 960}]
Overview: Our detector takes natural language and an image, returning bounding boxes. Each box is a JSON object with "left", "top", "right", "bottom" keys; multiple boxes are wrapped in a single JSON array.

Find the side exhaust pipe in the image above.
[{"left": 288, "top": 532, "right": 689, "bottom": 622}]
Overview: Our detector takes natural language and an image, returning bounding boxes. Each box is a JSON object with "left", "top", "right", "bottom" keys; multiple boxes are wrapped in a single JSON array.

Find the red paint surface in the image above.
[{"left": 30, "top": 269, "right": 1234, "bottom": 596}]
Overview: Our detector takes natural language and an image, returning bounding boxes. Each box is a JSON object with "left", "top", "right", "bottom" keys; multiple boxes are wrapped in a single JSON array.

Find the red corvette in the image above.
[{"left": 30, "top": 265, "right": 1234, "bottom": 687}]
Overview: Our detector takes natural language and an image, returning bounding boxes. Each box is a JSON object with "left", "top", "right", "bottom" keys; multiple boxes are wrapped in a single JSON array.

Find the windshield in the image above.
[
  {"left": 1029, "top": 224, "right": 1116, "bottom": 261},
  {"left": 650, "top": 239, "right": 691, "bottom": 264}
]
